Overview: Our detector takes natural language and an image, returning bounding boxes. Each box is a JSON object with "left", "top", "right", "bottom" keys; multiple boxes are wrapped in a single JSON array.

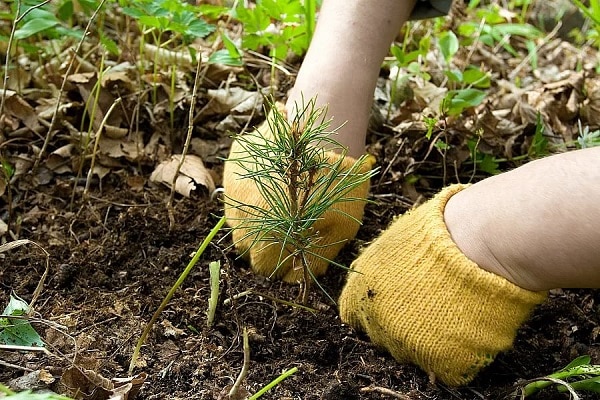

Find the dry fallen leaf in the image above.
[
  {"left": 58, "top": 367, "right": 146, "bottom": 400},
  {"left": 150, "top": 154, "right": 216, "bottom": 197},
  {"left": 3, "top": 92, "right": 41, "bottom": 131},
  {"left": 206, "top": 87, "right": 263, "bottom": 115}
]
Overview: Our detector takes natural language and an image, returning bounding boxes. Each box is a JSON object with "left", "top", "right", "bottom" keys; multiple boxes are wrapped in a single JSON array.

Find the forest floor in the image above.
[{"left": 2, "top": 1, "right": 600, "bottom": 399}]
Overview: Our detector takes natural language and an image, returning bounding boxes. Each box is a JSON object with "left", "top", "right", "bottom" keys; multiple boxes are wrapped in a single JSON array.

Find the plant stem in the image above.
[
  {"left": 229, "top": 327, "right": 250, "bottom": 398},
  {"left": 128, "top": 216, "right": 226, "bottom": 375},
  {"left": 248, "top": 367, "right": 298, "bottom": 399},
  {"left": 207, "top": 261, "right": 221, "bottom": 327}
]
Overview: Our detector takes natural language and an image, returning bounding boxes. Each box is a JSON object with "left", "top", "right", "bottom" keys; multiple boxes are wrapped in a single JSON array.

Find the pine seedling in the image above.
[{"left": 226, "top": 97, "right": 375, "bottom": 303}]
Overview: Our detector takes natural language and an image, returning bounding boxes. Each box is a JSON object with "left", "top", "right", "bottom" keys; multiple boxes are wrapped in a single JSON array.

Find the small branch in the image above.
[
  {"left": 359, "top": 385, "right": 412, "bottom": 399},
  {"left": 0, "top": 360, "right": 34, "bottom": 372},
  {"left": 166, "top": 41, "right": 203, "bottom": 224},
  {"left": 229, "top": 327, "right": 250, "bottom": 398},
  {"left": 0, "top": 344, "right": 50, "bottom": 354},
  {"left": 33, "top": 0, "right": 108, "bottom": 171}
]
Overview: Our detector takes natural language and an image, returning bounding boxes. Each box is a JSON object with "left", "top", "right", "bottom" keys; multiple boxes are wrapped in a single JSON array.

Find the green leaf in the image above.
[
  {"left": 196, "top": 4, "right": 230, "bottom": 19},
  {"left": 478, "top": 154, "right": 500, "bottom": 175},
  {"left": 0, "top": 384, "right": 73, "bottom": 400},
  {"left": 14, "top": 18, "right": 60, "bottom": 40},
  {"left": 445, "top": 69, "right": 463, "bottom": 83},
  {"left": 0, "top": 295, "right": 44, "bottom": 347},
  {"left": 438, "top": 30, "right": 459, "bottom": 63},
  {"left": 390, "top": 44, "right": 405, "bottom": 64},
  {"left": 138, "top": 15, "right": 169, "bottom": 30},
  {"left": 185, "top": 18, "right": 215, "bottom": 38},
  {"left": 208, "top": 49, "right": 243, "bottom": 66},
  {"left": 100, "top": 32, "right": 120, "bottom": 56},
  {"left": 121, "top": 6, "right": 146, "bottom": 18},
  {"left": 529, "top": 112, "right": 548, "bottom": 157},
  {"left": 56, "top": 0, "right": 74, "bottom": 22},
  {"left": 462, "top": 67, "right": 490, "bottom": 88},
  {"left": 493, "top": 23, "right": 542, "bottom": 39},
  {"left": 559, "top": 355, "right": 592, "bottom": 372},
  {"left": 443, "top": 88, "right": 486, "bottom": 116}
]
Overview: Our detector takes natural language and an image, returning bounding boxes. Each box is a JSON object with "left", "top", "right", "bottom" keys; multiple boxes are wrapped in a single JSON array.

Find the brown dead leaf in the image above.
[
  {"left": 125, "top": 175, "right": 146, "bottom": 191},
  {"left": 7, "top": 369, "right": 55, "bottom": 391},
  {"left": 98, "top": 137, "right": 143, "bottom": 163},
  {"left": 3, "top": 92, "right": 41, "bottom": 131},
  {"left": 150, "top": 154, "right": 216, "bottom": 197},
  {"left": 47, "top": 144, "right": 76, "bottom": 174},
  {"left": 69, "top": 72, "right": 124, "bottom": 133},
  {"left": 104, "top": 125, "right": 129, "bottom": 140},
  {"left": 161, "top": 320, "right": 186, "bottom": 338},
  {"left": 0, "top": 221, "right": 6, "bottom": 237},
  {"left": 100, "top": 62, "right": 136, "bottom": 92},
  {"left": 205, "top": 87, "right": 263, "bottom": 116},
  {"left": 581, "top": 78, "right": 600, "bottom": 128},
  {"left": 0, "top": 174, "right": 6, "bottom": 198},
  {"left": 58, "top": 367, "right": 146, "bottom": 400}
]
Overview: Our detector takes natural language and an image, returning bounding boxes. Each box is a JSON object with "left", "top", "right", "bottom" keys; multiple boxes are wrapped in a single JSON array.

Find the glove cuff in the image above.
[{"left": 339, "top": 184, "right": 547, "bottom": 385}]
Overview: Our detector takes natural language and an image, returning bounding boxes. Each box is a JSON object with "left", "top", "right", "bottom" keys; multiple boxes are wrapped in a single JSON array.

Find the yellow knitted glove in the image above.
[
  {"left": 223, "top": 106, "right": 373, "bottom": 283},
  {"left": 339, "top": 185, "right": 547, "bottom": 386}
]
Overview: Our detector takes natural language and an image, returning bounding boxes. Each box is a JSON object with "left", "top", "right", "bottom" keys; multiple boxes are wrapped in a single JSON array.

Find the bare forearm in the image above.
[
  {"left": 444, "top": 147, "right": 600, "bottom": 291},
  {"left": 288, "top": 0, "right": 416, "bottom": 157}
]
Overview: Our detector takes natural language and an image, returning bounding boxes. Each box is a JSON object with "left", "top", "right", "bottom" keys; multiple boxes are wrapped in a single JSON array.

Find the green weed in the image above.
[
  {"left": 517, "top": 355, "right": 600, "bottom": 398},
  {"left": 0, "top": 294, "right": 44, "bottom": 348},
  {"left": 234, "top": 0, "right": 319, "bottom": 61},
  {"left": 0, "top": 384, "right": 73, "bottom": 400},
  {"left": 577, "top": 121, "right": 600, "bottom": 148}
]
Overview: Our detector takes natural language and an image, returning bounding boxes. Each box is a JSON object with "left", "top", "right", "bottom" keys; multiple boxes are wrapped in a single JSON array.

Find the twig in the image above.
[
  {"left": 83, "top": 97, "right": 123, "bottom": 198},
  {"left": 229, "top": 327, "right": 250, "bottom": 398},
  {"left": 33, "top": 0, "right": 108, "bottom": 171},
  {"left": 359, "top": 385, "right": 411, "bottom": 399},
  {"left": 0, "top": 344, "right": 50, "bottom": 354},
  {"left": 0, "top": 360, "right": 34, "bottom": 372},
  {"left": 166, "top": 39, "right": 204, "bottom": 226}
]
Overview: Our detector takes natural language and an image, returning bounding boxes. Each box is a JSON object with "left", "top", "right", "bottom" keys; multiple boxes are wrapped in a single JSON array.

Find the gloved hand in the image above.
[
  {"left": 223, "top": 105, "right": 374, "bottom": 283},
  {"left": 339, "top": 184, "right": 547, "bottom": 386}
]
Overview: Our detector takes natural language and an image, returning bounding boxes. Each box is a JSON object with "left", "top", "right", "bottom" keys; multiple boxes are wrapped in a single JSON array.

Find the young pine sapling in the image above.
[{"left": 226, "top": 98, "right": 375, "bottom": 303}]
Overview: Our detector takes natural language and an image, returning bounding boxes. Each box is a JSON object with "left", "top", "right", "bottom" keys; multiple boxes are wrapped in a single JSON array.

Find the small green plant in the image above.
[
  {"left": 0, "top": 294, "right": 44, "bottom": 348},
  {"left": 248, "top": 367, "right": 298, "bottom": 399},
  {"left": 460, "top": 2, "right": 543, "bottom": 57},
  {"left": 577, "top": 121, "right": 600, "bottom": 148},
  {"left": 7, "top": 0, "right": 85, "bottom": 43},
  {"left": 129, "top": 216, "right": 226, "bottom": 375},
  {"left": 234, "top": 0, "right": 319, "bottom": 61},
  {"left": 437, "top": 29, "right": 490, "bottom": 116},
  {"left": 517, "top": 355, "right": 600, "bottom": 398},
  {"left": 572, "top": 0, "right": 600, "bottom": 56},
  {"left": 206, "top": 260, "right": 221, "bottom": 327},
  {"left": 226, "top": 97, "right": 375, "bottom": 303},
  {"left": 0, "top": 384, "right": 73, "bottom": 400}
]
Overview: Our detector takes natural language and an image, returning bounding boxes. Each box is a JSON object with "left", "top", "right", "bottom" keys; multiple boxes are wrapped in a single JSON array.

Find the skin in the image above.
[
  {"left": 444, "top": 147, "right": 600, "bottom": 291},
  {"left": 286, "top": 0, "right": 417, "bottom": 158}
]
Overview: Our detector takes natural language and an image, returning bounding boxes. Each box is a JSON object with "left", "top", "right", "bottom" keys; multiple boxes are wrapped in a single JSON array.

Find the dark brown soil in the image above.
[{"left": 2, "top": 130, "right": 600, "bottom": 399}]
